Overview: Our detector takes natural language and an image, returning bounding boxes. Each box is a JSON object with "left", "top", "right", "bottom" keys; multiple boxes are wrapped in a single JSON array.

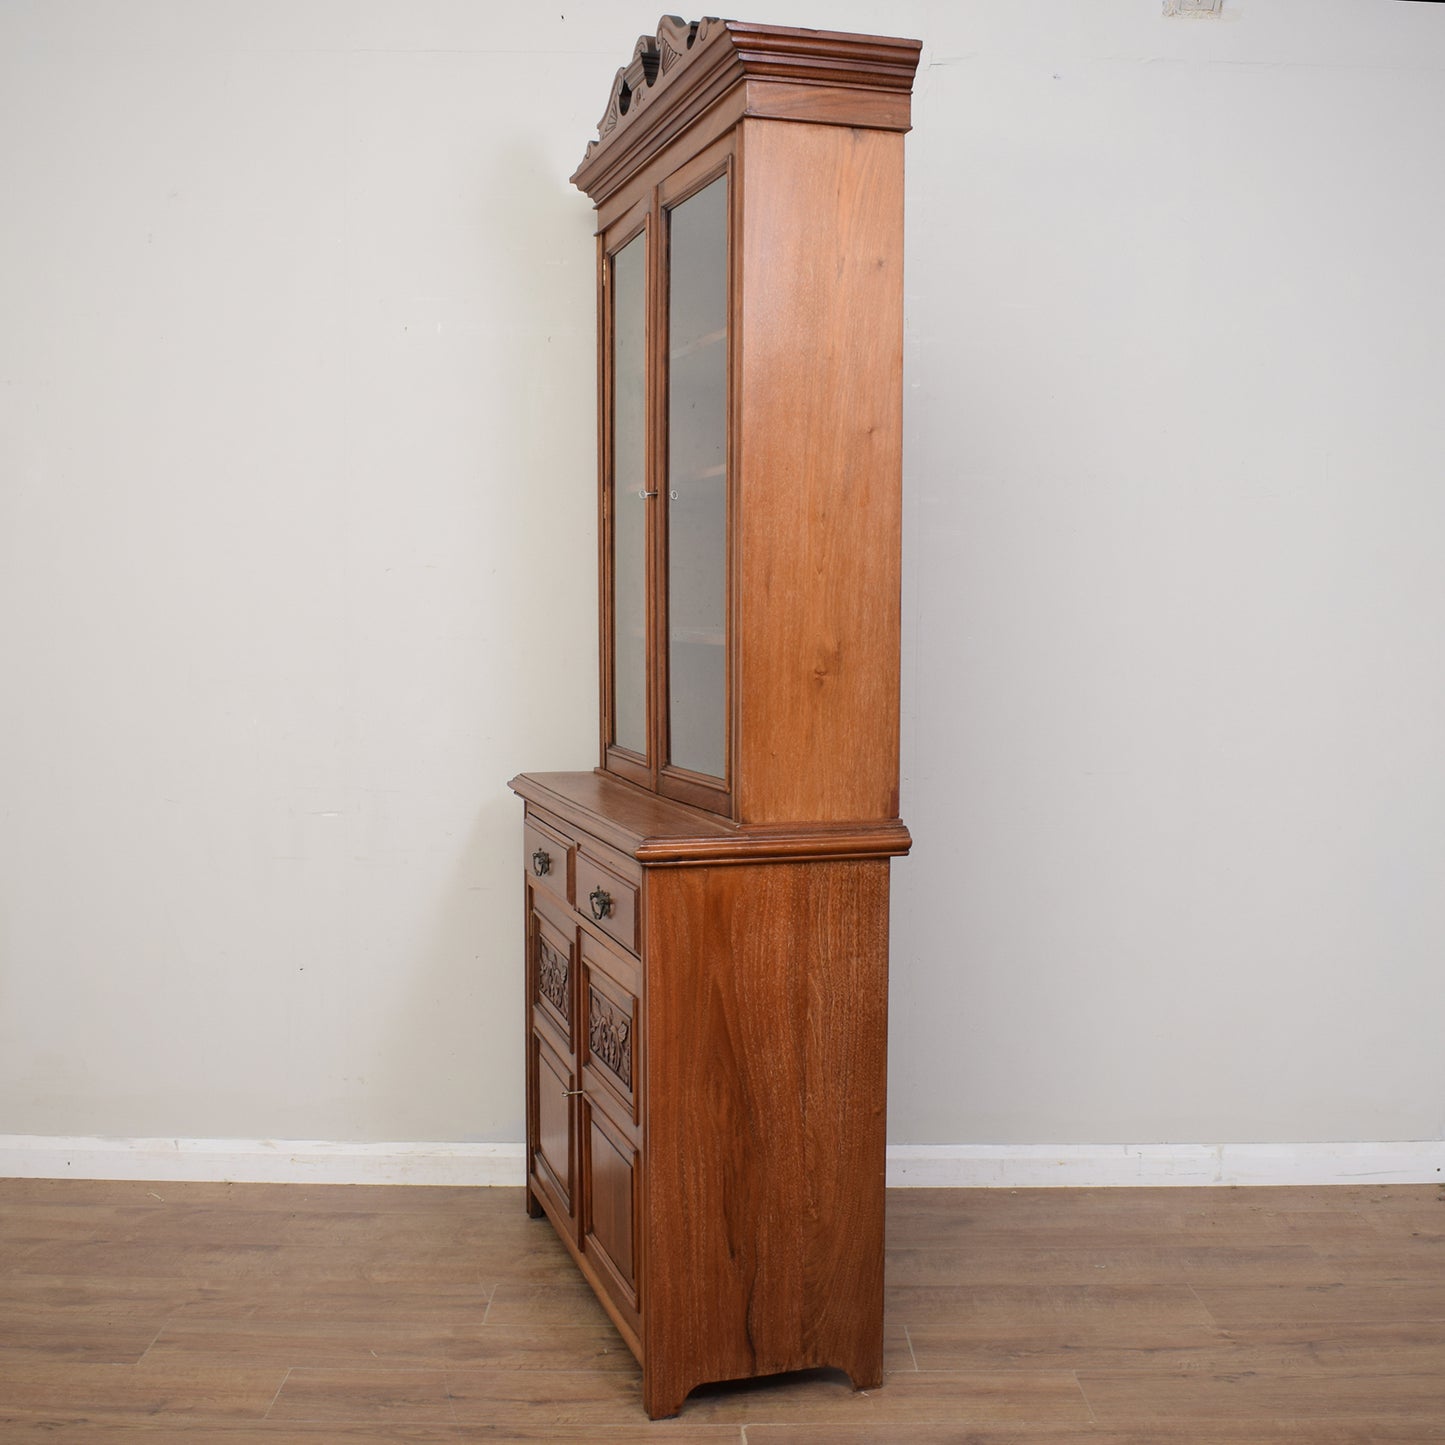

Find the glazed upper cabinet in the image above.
[
  {"left": 603, "top": 168, "right": 730, "bottom": 802},
  {"left": 589, "top": 16, "right": 916, "bottom": 824},
  {"left": 510, "top": 14, "right": 918, "bottom": 1421}
]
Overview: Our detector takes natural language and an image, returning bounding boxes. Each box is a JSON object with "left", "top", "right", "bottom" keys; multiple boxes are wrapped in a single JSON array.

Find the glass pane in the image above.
[
  {"left": 666, "top": 176, "right": 728, "bottom": 779},
  {"left": 611, "top": 232, "right": 647, "bottom": 756}
]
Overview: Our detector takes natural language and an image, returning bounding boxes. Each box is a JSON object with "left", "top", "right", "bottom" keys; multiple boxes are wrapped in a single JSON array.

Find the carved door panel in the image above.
[
  {"left": 527, "top": 886, "right": 579, "bottom": 1229},
  {"left": 579, "top": 930, "right": 640, "bottom": 1124},
  {"left": 578, "top": 926, "right": 642, "bottom": 1329},
  {"left": 529, "top": 891, "right": 576, "bottom": 1048}
]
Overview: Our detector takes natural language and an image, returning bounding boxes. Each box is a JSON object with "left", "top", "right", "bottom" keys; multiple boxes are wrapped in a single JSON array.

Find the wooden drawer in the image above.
[
  {"left": 524, "top": 816, "right": 574, "bottom": 905},
  {"left": 581, "top": 932, "right": 640, "bottom": 1124},
  {"left": 575, "top": 849, "right": 639, "bottom": 954}
]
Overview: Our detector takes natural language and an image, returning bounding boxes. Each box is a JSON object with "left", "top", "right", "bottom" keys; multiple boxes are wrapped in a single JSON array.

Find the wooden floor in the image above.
[{"left": 0, "top": 1181, "right": 1442, "bottom": 1441}]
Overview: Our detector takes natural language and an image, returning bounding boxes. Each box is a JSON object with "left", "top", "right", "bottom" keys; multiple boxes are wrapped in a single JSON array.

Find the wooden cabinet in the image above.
[{"left": 510, "top": 15, "right": 918, "bottom": 1420}]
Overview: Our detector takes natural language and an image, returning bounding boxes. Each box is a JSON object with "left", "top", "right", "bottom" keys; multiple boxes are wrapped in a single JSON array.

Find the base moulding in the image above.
[{"left": 1, "top": 1136, "right": 1441, "bottom": 1187}]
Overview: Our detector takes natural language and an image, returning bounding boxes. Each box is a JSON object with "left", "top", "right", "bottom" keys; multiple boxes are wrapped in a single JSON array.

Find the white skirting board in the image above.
[
  {"left": 1, "top": 1136, "right": 1443, "bottom": 1187},
  {"left": 0, "top": 1137, "right": 527, "bottom": 1187},
  {"left": 884, "top": 1141, "right": 1445, "bottom": 1188}
]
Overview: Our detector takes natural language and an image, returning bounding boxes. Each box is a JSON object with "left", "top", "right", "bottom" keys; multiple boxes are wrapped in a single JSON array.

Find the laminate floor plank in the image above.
[
  {"left": 1210, "top": 1318, "right": 1445, "bottom": 1373},
  {"left": 443, "top": 1430, "right": 742, "bottom": 1443},
  {"left": 888, "top": 1204, "right": 1385, "bottom": 1250},
  {"left": 167, "top": 1284, "right": 497, "bottom": 1325},
  {"left": 1192, "top": 1280, "right": 1445, "bottom": 1329},
  {"left": 677, "top": 1367, "right": 1094, "bottom": 1427},
  {"left": 0, "top": 1359, "right": 285, "bottom": 1423},
  {"left": 746, "top": 1430, "right": 1445, "bottom": 1445},
  {"left": 896, "top": 1280, "right": 1229, "bottom": 1373},
  {"left": 0, "top": 1430, "right": 468, "bottom": 1444},
  {"left": 449, "top": 1429, "right": 742, "bottom": 1442},
  {"left": 1, "top": 1179, "right": 1443, "bottom": 1434},
  {"left": 267, "top": 1366, "right": 456, "bottom": 1426},
  {"left": 443, "top": 1366, "right": 668, "bottom": 1425},
  {"left": 16, "top": 1240, "right": 495, "bottom": 1287},
  {"left": 144, "top": 1317, "right": 639, "bottom": 1371},
  {"left": 1077, "top": 1366, "right": 1445, "bottom": 1426},
  {"left": 0, "top": 1300, "right": 167, "bottom": 1364},
  {"left": 479, "top": 1279, "right": 627, "bottom": 1330}
]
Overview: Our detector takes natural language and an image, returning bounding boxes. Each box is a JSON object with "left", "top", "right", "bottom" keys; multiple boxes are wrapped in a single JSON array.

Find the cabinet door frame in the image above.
[
  {"left": 596, "top": 132, "right": 738, "bottom": 819},
  {"left": 579, "top": 1087, "right": 642, "bottom": 1325},
  {"left": 654, "top": 134, "right": 736, "bottom": 816},
  {"left": 600, "top": 195, "right": 655, "bottom": 793},
  {"left": 528, "top": 1024, "right": 576, "bottom": 1225}
]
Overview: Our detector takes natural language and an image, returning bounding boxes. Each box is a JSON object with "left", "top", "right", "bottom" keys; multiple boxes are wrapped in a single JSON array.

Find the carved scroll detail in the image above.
[
  {"left": 598, "top": 69, "right": 625, "bottom": 139},
  {"left": 588, "top": 987, "right": 633, "bottom": 1091},
  {"left": 583, "top": 15, "right": 709, "bottom": 166},
  {"left": 657, "top": 14, "right": 694, "bottom": 74},
  {"left": 537, "top": 936, "right": 570, "bottom": 1021}
]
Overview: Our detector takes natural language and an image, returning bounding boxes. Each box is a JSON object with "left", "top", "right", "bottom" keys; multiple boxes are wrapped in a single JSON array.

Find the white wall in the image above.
[{"left": 2, "top": 1, "right": 1443, "bottom": 1155}]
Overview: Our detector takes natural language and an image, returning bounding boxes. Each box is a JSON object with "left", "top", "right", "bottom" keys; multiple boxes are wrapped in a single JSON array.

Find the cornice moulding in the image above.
[{"left": 571, "top": 15, "right": 922, "bottom": 203}]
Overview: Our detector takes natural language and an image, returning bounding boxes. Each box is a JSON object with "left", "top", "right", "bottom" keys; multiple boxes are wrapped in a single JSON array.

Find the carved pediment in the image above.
[
  {"left": 571, "top": 15, "right": 921, "bottom": 201},
  {"left": 590, "top": 16, "right": 712, "bottom": 151}
]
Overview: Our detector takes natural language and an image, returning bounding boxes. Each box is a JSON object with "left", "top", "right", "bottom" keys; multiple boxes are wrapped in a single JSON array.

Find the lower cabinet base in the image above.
[{"left": 512, "top": 775, "right": 901, "bottom": 1421}]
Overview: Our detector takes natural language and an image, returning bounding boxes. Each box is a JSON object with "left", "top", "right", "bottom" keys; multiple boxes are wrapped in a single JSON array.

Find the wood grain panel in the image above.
[
  {"left": 641, "top": 859, "right": 889, "bottom": 1417},
  {"left": 733, "top": 120, "right": 905, "bottom": 825}
]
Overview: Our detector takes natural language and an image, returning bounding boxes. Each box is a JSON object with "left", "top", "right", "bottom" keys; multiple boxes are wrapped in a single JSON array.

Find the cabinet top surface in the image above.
[
  {"left": 571, "top": 15, "right": 921, "bottom": 201},
  {"left": 509, "top": 771, "right": 911, "bottom": 865}
]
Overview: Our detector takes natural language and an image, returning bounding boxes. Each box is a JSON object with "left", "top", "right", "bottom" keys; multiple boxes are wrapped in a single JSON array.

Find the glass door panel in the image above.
[
  {"left": 665, "top": 176, "right": 728, "bottom": 780},
  {"left": 610, "top": 232, "right": 647, "bottom": 757}
]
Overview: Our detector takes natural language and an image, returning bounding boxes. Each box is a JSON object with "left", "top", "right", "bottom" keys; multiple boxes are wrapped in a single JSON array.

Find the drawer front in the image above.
[
  {"left": 581, "top": 932, "right": 640, "bottom": 1123},
  {"left": 575, "top": 851, "right": 640, "bottom": 954},
  {"left": 524, "top": 817, "right": 574, "bottom": 905}
]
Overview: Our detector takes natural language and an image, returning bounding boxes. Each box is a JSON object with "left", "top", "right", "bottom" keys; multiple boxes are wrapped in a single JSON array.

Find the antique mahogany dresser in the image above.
[{"left": 508, "top": 14, "right": 919, "bottom": 1419}]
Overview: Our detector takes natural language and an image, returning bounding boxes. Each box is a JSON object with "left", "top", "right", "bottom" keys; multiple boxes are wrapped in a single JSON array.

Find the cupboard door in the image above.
[
  {"left": 607, "top": 224, "right": 651, "bottom": 768},
  {"left": 529, "top": 1028, "right": 575, "bottom": 1223},
  {"left": 580, "top": 930, "right": 641, "bottom": 1124},
  {"left": 529, "top": 894, "right": 575, "bottom": 1047},
  {"left": 582, "top": 1093, "right": 640, "bottom": 1319},
  {"left": 663, "top": 172, "right": 729, "bottom": 786}
]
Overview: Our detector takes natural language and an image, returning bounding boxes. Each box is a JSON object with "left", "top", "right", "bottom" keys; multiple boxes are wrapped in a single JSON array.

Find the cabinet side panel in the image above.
[
  {"left": 798, "top": 861, "right": 889, "bottom": 1388},
  {"left": 734, "top": 120, "right": 905, "bottom": 826},
  {"left": 643, "top": 860, "right": 889, "bottom": 1410}
]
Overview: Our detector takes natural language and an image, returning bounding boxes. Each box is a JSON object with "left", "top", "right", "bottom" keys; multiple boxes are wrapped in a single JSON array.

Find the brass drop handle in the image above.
[
  {"left": 531, "top": 848, "right": 551, "bottom": 877},
  {"left": 562, "top": 1088, "right": 584, "bottom": 1098},
  {"left": 589, "top": 887, "right": 613, "bottom": 921}
]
